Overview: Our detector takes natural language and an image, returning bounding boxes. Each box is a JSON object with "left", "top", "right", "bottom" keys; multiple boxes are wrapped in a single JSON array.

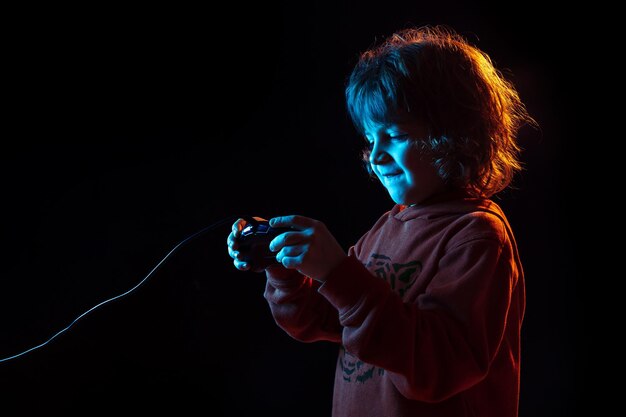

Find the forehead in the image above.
[
  {"left": 361, "top": 115, "right": 403, "bottom": 133},
  {"left": 362, "top": 118, "right": 426, "bottom": 137},
  {"left": 360, "top": 107, "right": 425, "bottom": 133}
]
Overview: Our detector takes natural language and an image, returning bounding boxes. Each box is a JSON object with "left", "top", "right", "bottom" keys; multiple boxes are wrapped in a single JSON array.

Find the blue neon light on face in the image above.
[{"left": 364, "top": 121, "right": 446, "bottom": 206}]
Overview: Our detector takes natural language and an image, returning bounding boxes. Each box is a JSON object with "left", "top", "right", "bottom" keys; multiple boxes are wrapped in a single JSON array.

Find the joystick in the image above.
[{"left": 236, "top": 217, "right": 293, "bottom": 272}]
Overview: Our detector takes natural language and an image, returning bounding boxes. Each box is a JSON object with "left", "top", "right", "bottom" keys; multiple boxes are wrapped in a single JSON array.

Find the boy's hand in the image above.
[
  {"left": 226, "top": 216, "right": 266, "bottom": 271},
  {"left": 268, "top": 215, "right": 346, "bottom": 282}
]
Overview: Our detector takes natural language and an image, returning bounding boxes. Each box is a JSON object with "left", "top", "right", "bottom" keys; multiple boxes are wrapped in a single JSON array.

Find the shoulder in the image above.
[{"left": 447, "top": 203, "right": 512, "bottom": 249}]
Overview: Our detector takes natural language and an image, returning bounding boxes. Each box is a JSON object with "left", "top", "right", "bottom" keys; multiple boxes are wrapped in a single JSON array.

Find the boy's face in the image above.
[{"left": 364, "top": 121, "right": 446, "bottom": 206}]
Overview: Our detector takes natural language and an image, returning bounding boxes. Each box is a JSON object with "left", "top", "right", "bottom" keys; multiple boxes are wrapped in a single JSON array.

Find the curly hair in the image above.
[{"left": 345, "top": 25, "right": 536, "bottom": 198}]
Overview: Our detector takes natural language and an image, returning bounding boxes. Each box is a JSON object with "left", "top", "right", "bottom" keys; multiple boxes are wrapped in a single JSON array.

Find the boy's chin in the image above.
[{"left": 386, "top": 189, "right": 407, "bottom": 204}]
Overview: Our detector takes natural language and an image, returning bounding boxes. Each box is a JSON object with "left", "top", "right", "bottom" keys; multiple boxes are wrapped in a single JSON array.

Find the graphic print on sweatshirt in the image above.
[
  {"left": 365, "top": 253, "right": 422, "bottom": 297},
  {"left": 339, "top": 253, "right": 423, "bottom": 383}
]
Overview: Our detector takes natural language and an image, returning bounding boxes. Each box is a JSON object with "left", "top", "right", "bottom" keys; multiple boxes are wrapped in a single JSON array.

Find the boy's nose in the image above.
[{"left": 369, "top": 142, "right": 389, "bottom": 165}]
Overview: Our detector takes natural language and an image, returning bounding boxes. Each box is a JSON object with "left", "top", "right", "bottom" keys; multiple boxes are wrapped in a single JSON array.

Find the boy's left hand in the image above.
[{"left": 268, "top": 215, "right": 346, "bottom": 282}]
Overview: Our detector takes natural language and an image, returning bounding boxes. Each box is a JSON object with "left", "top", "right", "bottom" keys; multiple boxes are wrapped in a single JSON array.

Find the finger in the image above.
[
  {"left": 227, "top": 232, "right": 239, "bottom": 249},
  {"left": 233, "top": 258, "right": 250, "bottom": 271},
  {"left": 276, "top": 245, "right": 306, "bottom": 267},
  {"left": 268, "top": 231, "right": 306, "bottom": 252},
  {"left": 231, "top": 218, "right": 247, "bottom": 237},
  {"left": 277, "top": 253, "right": 303, "bottom": 269},
  {"left": 269, "top": 215, "right": 317, "bottom": 230},
  {"left": 277, "top": 244, "right": 305, "bottom": 259},
  {"left": 228, "top": 247, "right": 241, "bottom": 259}
]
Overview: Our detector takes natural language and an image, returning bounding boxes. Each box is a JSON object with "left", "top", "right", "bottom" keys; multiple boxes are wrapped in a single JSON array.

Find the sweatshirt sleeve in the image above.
[
  {"left": 263, "top": 266, "right": 343, "bottom": 343},
  {"left": 318, "top": 234, "right": 520, "bottom": 402}
]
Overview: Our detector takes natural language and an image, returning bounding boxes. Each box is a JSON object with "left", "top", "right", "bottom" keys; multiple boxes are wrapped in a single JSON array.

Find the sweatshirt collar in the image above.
[{"left": 392, "top": 190, "right": 499, "bottom": 221}]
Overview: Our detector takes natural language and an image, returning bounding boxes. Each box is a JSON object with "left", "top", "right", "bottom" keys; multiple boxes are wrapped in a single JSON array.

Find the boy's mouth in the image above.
[{"left": 380, "top": 171, "right": 402, "bottom": 179}]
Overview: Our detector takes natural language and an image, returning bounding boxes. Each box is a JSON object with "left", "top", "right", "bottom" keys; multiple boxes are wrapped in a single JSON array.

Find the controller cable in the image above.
[{"left": 0, "top": 215, "right": 239, "bottom": 364}]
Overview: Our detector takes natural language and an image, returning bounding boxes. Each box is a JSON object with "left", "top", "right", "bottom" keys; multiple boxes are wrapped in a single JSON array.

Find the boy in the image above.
[{"left": 227, "top": 25, "right": 533, "bottom": 417}]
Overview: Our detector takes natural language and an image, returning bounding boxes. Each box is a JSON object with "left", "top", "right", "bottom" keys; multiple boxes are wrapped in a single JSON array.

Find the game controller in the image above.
[{"left": 236, "top": 217, "right": 293, "bottom": 272}]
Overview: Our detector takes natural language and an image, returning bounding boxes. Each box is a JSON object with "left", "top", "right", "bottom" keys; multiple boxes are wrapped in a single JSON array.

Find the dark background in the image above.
[{"left": 1, "top": 2, "right": 577, "bottom": 416}]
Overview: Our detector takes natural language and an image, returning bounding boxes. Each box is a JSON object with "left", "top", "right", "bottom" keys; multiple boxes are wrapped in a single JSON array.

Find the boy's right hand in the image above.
[{"left": 226, "top": 217, "right": 266, "bottom": 271}]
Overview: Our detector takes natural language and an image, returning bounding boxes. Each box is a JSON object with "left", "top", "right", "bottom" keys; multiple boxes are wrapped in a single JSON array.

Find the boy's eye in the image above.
[{"left": 389, "top": 134, "right": 410, "bottom": 140}]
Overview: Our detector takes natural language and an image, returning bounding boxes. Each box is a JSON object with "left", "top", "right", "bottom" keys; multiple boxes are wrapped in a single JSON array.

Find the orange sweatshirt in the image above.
[{"left": 264, "top": 193, "right": 525, "bottom": 417}]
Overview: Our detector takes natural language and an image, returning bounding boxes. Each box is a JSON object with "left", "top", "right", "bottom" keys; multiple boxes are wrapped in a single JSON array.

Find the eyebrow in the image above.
[{"left": 364, "top": 123, "right": 405, "bottom": 136}]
